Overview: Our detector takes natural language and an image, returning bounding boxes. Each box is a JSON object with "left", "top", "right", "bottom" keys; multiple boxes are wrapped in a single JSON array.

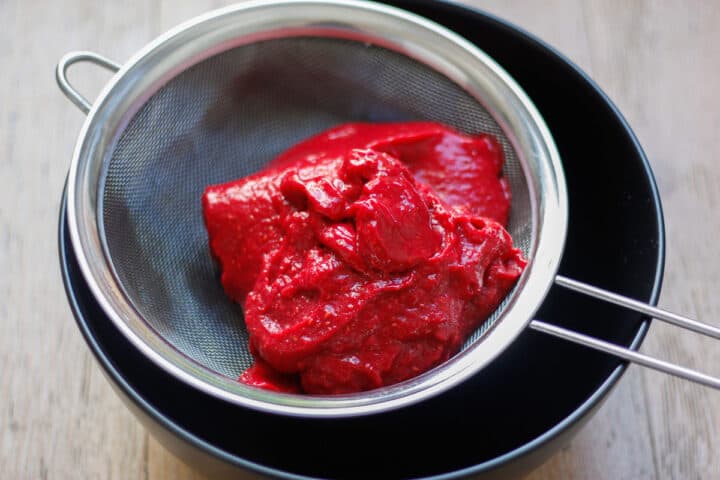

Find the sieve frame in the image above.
[{"left": 63, "top": 0, "right": 568, "bottom": 417}]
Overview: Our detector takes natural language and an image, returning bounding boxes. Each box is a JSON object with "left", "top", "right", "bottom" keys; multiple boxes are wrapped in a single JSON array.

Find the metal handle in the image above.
[
  {"left": 56, "top": 51, "right": 121, "bottom": 115},
  {"left": 530, "top": 275, "right": 720, "bottom": 389}
]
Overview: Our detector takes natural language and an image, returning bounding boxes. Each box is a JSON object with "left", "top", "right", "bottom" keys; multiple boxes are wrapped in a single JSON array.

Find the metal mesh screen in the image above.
[{"left": 101, "top": 37, "right": 532, "bottom": 378}]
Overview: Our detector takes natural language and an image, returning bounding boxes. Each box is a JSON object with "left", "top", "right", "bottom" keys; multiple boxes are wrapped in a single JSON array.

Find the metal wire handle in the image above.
[{"left": 531, "top": 275, "right": 720, "bottom": 389}]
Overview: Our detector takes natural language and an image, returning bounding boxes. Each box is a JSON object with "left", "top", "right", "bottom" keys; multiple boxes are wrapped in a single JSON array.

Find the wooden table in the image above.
[{"left": 2, "top": 1, "right": 719, "bottom": 478}]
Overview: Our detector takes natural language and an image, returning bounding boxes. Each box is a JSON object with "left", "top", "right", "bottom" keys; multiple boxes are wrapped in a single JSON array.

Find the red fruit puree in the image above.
[{"left": 202, "top": 122, "right": 526, "bottom": 394}]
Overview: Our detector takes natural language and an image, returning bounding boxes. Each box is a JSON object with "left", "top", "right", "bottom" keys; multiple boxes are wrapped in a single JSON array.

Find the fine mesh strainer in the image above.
[{"left": 56, "top": 0, "right": 720, "bottom": 417}]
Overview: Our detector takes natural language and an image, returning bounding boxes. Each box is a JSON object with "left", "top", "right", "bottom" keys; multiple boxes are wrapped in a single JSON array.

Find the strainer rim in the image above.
[{"left": 66, "top": 0, "right": 568, "bottom": 417}]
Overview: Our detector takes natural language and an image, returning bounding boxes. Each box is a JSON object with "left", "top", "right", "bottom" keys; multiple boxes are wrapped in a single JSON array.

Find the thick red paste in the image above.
[{"left": 202, "top": 122, "right": 526, "bottom": 394}]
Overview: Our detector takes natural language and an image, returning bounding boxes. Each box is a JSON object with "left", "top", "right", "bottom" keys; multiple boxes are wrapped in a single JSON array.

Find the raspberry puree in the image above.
[{"left": 202, "top": 122, "right": 526, "bottom": 394}]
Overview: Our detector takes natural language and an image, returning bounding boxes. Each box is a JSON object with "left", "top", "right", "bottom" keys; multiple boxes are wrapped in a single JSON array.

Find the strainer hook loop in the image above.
[{"left": 56, "top": 51, "right": 120, "bottom": 115}]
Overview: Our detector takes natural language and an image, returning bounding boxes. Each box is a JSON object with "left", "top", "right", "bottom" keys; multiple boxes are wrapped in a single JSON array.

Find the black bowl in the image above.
[{"left": 59, "top": 1, "right": 665, "bottom": 479}]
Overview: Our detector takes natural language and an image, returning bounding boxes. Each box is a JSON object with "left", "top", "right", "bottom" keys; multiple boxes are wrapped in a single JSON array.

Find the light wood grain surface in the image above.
[{"left": 1, "top": 1, "right": 719, "bottom": 479}]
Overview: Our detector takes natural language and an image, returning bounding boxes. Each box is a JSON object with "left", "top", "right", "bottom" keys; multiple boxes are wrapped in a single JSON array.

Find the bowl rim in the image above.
[{"left": 58, "top": 1, "right": 665, "bottom": 478}]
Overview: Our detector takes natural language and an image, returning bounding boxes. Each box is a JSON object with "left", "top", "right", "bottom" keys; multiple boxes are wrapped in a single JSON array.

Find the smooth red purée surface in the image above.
[{"left": 202, "top": 122, "right": 526, "bottom": 394}]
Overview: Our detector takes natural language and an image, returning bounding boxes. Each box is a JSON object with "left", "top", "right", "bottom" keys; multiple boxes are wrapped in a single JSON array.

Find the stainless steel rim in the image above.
[{"left": 64, "top": 0, "right": 567, "bottom": 417}]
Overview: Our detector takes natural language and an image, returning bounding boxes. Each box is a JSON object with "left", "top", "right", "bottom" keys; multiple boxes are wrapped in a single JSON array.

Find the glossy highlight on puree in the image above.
[{"left": 202, "top": 122, "right": 526, "bottom": 394}]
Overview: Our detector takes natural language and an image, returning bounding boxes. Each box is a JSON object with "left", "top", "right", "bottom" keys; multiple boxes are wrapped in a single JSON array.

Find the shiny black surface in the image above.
[{"left": 59, "top": 1, "right": 664, "bottom": 478}]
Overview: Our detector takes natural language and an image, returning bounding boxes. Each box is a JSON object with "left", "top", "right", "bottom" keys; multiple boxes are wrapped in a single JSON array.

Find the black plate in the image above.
[{"left": 59, "top": 1, "right": 665, "bottom": 479}]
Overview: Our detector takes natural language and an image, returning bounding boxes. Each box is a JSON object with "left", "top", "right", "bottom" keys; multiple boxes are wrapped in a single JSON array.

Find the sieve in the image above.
[{"left": 56, "top": 0, "right": 720, "bottom": 417}]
